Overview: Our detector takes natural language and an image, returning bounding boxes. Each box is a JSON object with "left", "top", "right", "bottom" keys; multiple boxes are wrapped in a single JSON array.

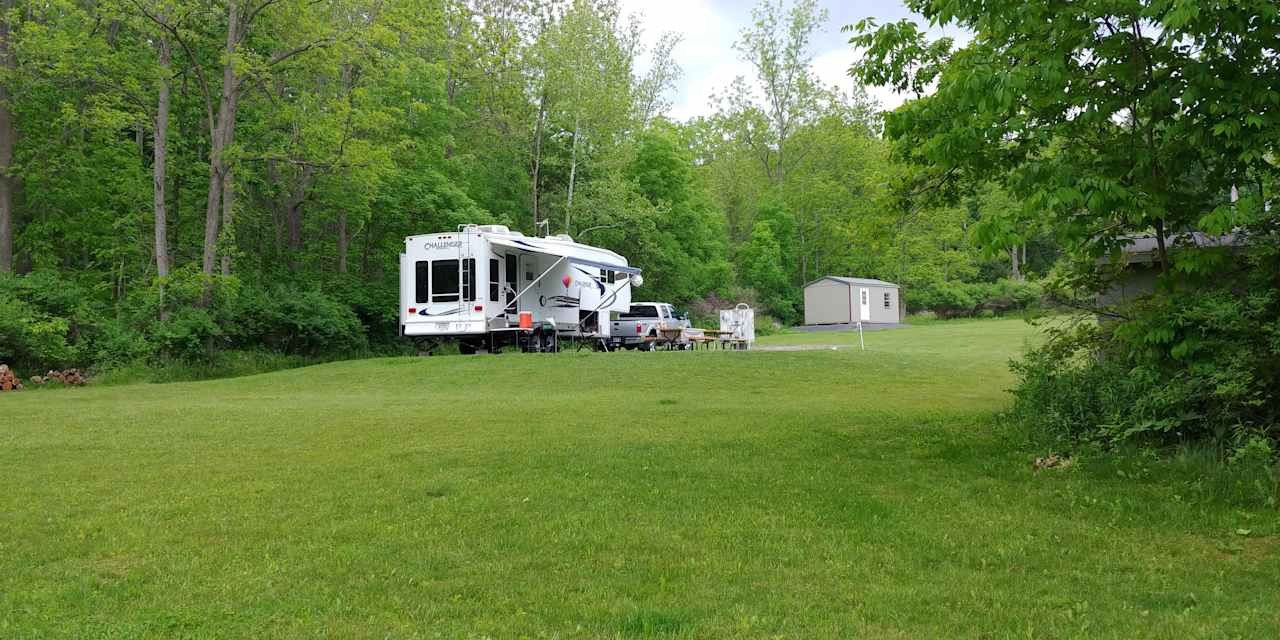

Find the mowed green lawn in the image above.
[{"left": 2, "top": 319, "right": 1276, "bottom": 638}]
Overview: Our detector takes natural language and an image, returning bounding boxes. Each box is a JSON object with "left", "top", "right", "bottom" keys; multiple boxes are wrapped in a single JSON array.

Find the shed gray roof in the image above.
[{"left": 804, "top": 276, "right": 900, "bottom": 289}]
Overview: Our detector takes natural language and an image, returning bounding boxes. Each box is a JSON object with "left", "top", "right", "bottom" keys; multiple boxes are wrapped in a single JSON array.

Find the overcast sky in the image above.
[{"left": 616, "top": 0, "right": 970, "bottom": 120}]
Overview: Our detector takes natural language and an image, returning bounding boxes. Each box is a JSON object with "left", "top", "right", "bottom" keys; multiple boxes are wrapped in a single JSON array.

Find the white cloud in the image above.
[
  {"left": 618, "top": 0, "right": 746, "bottom": 121},
  {"left": 619, "top": 0, "right": 970, "bottom": 120}
]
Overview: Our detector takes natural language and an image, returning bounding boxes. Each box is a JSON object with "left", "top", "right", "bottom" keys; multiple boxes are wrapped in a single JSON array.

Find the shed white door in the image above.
[{"left": 859, "top": 288, "right": 871, "bottom": 321}]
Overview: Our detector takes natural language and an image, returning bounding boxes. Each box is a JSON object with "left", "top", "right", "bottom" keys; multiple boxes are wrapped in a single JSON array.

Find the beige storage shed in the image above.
[{"left": 803, "top": 276, "right": 904, "bottom": 325}]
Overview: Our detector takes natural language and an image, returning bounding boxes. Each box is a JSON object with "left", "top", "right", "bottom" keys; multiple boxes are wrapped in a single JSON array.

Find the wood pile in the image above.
[
  {"left": 29, "top": 369, "right": 88, "bottom": 386},
  {"left": 0, "top": 364, "right": 22, "bottom": 391}
]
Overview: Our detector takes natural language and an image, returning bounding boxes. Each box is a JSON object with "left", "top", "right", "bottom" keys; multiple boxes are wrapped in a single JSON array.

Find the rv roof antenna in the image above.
[{"left": 535, "top": 219, "right": 550, "bottom": 238}]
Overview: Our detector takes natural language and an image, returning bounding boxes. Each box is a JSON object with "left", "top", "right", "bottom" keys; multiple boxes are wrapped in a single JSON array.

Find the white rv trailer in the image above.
[{"left": 399, "top": 224, "right": 642, "bottom": 352}]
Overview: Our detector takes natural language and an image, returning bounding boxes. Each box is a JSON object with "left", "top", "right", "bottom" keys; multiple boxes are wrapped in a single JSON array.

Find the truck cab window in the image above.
[{"left": 620, "top": 305, "right": 658, "bottom": 319}]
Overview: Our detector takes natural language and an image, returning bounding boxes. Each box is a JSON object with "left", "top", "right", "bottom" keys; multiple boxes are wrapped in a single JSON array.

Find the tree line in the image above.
[{"left": 1, "top": 0, "right": 1039, "bottom": 375}]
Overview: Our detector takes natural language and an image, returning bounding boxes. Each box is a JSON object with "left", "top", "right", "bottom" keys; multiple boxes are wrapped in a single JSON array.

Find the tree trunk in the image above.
[
  {"left": 267, "top": 159, "right": 284, "bottom": 250},
  {"left": 200, "top": 148, "right": 222, "bottom": 282},
  {"left": 444, "top": 67, "right": 456, "bottom": 161},
  {"left": 530, "top": 89, "right": 546, "bottom": 229},
  {"left": 154, "top": 36, "right": 172, "bottom": 319},
  {"left": 285, "top": 165, "right": 313, "bottom": 271},
  {"left": 565, "top": 112, "right": 580, "bottom": 233},
  {"left": 201, "top": 0, "right": 240, "bottom": 296},
  {"left": 1010, "top": 245, "right": 1021, "bottom": 280},
  {"left": 797, "top": 219, "right": 808, "bottom": 285},
  {"left": 219, "top": 97, "right": 237, "bottom": 277},
  {"left": 336, "top": 211, "right": 347, "bottom": 273},
  {"left": 286, "top": 197, "right": 303, "bottom": 270},
  {"left": 1153, "top": 218, "right": 1170, "bottom": 275},
  {"left": 0, "top": 0, "right": 16, "bottom": 274},
  {"left": 361, "top": 212, "right": 375, "bottom": 276}
]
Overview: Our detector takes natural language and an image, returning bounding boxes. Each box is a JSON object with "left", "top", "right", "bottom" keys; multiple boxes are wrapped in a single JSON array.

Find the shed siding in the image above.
[
  {"left": 804, "top": 280, "right": 851, "bottom": 324},
  {"left": 804, "top": 278, "right": 903, "bottom": 325},
  {"left": 863, "top": 286, "right": 901, "bottom": 323}
]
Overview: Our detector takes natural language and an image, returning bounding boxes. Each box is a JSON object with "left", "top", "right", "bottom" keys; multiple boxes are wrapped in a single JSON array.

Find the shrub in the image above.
[
  {"left": 979, "top": 278, "right": 1043, "bottom": 314},
  {"left": 89, "top": 319, "right": 153, "bottom": 369},
  {"left": 1011, "top": 279, "right": 1280, "bottom": 456},
  {"left": 906, "top": 278, "right": 1043, "bottom": 318},
  {"left": 0, "top": 273, "right": 84, "bottom": 372},
  {"left": 1009, "top": 321, "right": 1138, "bottom": 445},
  {"left": 228, "top": 286, "right": 367, "bottom": 356},
  {"left": 151, "top": 307, "right": 223, "bottom": 362}
]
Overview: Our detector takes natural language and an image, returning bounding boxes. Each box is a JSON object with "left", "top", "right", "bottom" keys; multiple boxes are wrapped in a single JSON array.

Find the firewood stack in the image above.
[
  {"left": 30, "top": 369, "right": 87, "bottom": 386},
  {"left": 0, "top": 364, "right": 22, "bottom": 391}
]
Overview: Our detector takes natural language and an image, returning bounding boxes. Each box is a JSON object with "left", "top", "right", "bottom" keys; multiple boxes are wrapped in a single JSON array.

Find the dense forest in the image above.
[{"left": 0, "top": 0, "right": 1038, "bottom": 374}]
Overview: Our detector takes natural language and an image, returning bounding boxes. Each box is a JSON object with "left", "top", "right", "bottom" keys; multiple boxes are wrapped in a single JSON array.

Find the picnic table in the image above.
[
  {"left": 636, "top": 328, "right": 749, "bottom": 351},
  {"left": 684, "top": 328, "right": 743, "bottom": 350}
]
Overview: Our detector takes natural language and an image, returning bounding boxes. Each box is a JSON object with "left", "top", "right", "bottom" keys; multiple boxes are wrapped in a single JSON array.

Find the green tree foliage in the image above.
[
  {"left": 851, "top": 0, "right": 1280, "bottom": 450},
  {"left": 738, "top": 221, "right": 794, "bottom": 322},
  {"left": 0, "top": 0, "right": 1056, "bottom": 378}
]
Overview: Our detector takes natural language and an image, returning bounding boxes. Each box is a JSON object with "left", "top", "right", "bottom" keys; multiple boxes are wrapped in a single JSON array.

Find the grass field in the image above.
[{"left": 2, "top": 318, "right": 1276, "bottom": 638}]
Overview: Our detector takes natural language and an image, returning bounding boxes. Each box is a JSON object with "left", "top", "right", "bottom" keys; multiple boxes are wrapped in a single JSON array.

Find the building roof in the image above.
[
  {"left": 805, "top": 276, "right": 900, "bottom": 289},
  {"left": 1109, "top": 232, "right": 1247, "bottom": 265}
]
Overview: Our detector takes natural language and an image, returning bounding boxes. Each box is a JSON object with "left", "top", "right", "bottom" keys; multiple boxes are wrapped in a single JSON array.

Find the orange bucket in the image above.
[{"left": 518, "top": 311, "right": 533, "bottom": 329}]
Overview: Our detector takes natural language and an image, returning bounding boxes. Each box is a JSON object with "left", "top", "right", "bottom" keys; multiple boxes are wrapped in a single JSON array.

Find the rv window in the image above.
[
  {"left": 883, "top": 292, "right": 892, "bottom": 309},
  {"left": 489, "top": 258, "right": 500, "bottom": 302},
  {"left": 504, "top": 254, "right": 517, "bottom": 312},
  {"left": 620, "top": 305, "right": 658, "bottom": 319},
  {"left": 415, "top": 261, "right": 431, "bottom": 305},
  {"left": 598, "top": 268, "right": 608, "bottom": 284},
  {"left": 431, "top": 260, "right": 459, "bottom": 302},
  {"left": 462, "top": 258, "right": 476, "bottom": 302}
]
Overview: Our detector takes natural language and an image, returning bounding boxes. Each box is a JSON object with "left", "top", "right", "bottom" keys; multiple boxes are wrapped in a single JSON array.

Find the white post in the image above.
[{"left": 857, "top": 321, "right": 865, "bottom": 351}]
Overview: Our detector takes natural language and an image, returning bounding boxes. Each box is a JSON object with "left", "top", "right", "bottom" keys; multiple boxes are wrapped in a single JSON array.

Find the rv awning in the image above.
[{"left": 488, "top": 237, "right": 641, "bottom": 274}]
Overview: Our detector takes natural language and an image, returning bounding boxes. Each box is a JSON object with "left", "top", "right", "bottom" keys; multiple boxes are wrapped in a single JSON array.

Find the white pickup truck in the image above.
[{"left": 609, "top": 302, "right": 691, "bottom": 350}]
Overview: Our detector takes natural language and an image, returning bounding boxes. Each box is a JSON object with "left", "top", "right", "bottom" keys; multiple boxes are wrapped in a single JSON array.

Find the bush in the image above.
[
  {"left": 906, "top": 278, "right": 1043, "bottom": 318},
  {"left": 2, "top": 271, "right": 377, "bottom": 377},
  {"left": 1009, "top": 321, "right": 1139, "bottom": 445},
  {"left": 228, "top": 286, "right": 368, "bottom": 356},
  {"left": 0, "top": 273, "right": 85, "bottom": 372},
  {"left": 151, "top": 307, "right": 223, "bottom": 362},
  {"left": 1011, "top": 279, "right": 1280, "bottom": 457},
  {"left": 89, "top": 319, "right": 153, "bottom": 369},
  {"left": 979, "top": 279, "right": 1043, "bottom": 314}
]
